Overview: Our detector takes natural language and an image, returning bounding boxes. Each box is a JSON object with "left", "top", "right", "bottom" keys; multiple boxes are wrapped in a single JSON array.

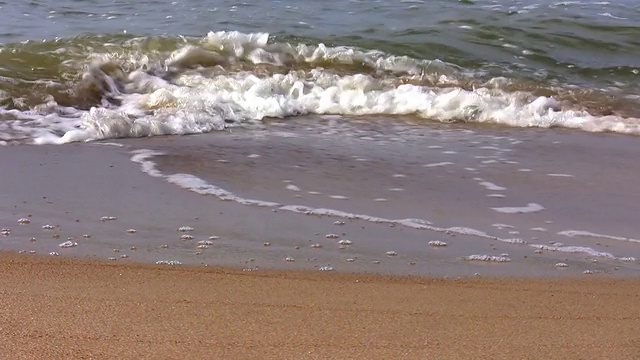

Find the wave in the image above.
[{"left": 0, "top": 31, "right": 639, "bottom": 144}]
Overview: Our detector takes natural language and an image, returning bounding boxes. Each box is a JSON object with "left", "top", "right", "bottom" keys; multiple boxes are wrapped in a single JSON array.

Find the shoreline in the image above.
[
  {"left": 1, "top": 119, "right": 639, "bottom": 277},
  {"left": 2, "top": 251, "right": 640, "bottom": 359}
]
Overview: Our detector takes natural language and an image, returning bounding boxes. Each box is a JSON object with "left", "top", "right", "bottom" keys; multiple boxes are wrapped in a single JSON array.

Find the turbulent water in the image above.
[{"left": 1, "top": 0, "right": 640, "bottom": 143}]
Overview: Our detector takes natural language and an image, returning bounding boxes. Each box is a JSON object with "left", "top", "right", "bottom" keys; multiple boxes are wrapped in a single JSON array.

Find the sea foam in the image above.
[{"left": 1, "top": 31, "right": 639, "bottom": 144}]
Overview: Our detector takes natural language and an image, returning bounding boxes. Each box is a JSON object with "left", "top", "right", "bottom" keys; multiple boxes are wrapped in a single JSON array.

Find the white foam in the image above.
[
  {"left": 463, "top": 254, "right": 511, "bottom": 262},
  {"left": 558, "top": 230, "right": 640, "bottom": 244},
  {"left": 58, "top": 241, "right": 78, "bottom": 248},
  {"left": 2, "top": 32, "right": 639, "bottom": 144},
  {"left": 424, "top": 162, "right": 454, "bottom": 168},
  {"left": 478, "top": 181, "right": 506, "bottom": 191},
  {"left": 155, "top": 260, "right": 182, "bottom": 265},
  {"left": 492, "top": 203, "right": 544, "bottom": 214},
  {"left": 285, "top": 184, "right": 301, "bottom": 191},
  {"left": 547, "top": 173, "right": 574, "bottom": 178},
  {"left": 428, "top": 240, "right": 448, "bottom": 247},
  {"left": 529, "top": 244, "right": 615, "bottom": 258}
]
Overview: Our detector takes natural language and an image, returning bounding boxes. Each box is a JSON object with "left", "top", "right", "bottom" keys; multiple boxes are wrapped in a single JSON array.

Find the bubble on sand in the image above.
[
  {"left": 180, "top": 234, "right": 194, "bottom": 240},
  {"left": 197, "top": 244, "right": 210, "bottom": 249},
  {"left": 160, "top": 244, "right": 169, "bottom": 248},
  {"left": 120, "top": 254, "right": 129, "bottom": 259},
  {"left": 319, "top": 266, "right": 334, "bottom": 271},
  {"left": 491, "top": 203, "right": 544, "bottom": 214},
  {"left": 338, "top": 239, "right": 353, "bottom": 245},
  {"left": 17, "top": 218, "right": 31, "bottom": 224},
  {"left": 126, "top": 229, "right": 137, "bottom": 234},
  {"left": 325, "top": 234, "right": 339, "bottom": 239},
  {"left": 346, "top": 258, "right": 355, "bottom": 262},
  {"left": 463, "top": 254, "right": 511, "bottom": 262},
  {"left": 334, "top": 221, "right": 346, "bottom": 226},
  {"left": 534, "top": 249, "right": 543, "bottom": 254},
  {"left": 156, "top": 260, "right": 182, "bottom": 265},
  {"left": 82, "top": 234, "right": 91, "bottom": 238},
  {"left": 285, "top": 257, "right": 295, "bottom": 262},
  {"left": 310, "top": 243, "right": 322, "bottom": 248},
  {"left": 29, "top": 250, "right": 36, "bottom": 254},
  {"left": 49, "top": 252, "right": 59, "bottom": 256},
  {"left": 198, "top": 240, "right": 214, "bottom": 246},
  {"left": 263, "top": 242, "right": 271, "bottom": 246},
  {"left": 478, "top": 181, "right": 506, "bottom": 191},
  {"left": 386, "top": 251, "right": 398, "bottom": 256},
  {"left": 428, "top": 240, "right": 448, "bottom": 247},
  {"left": 100, "top": 216, "right": 117, "bottom": 221},
  {"left": 209, "top": 236, "right": 220, "bottom": 240},
  {"left": 178, "top": 226, "right": 194, "bottom": 232},
  {"left": 1, "top": 228, "right": 10, "bottom": 236},
  {"left": 58, "top": 241, "right": 78, "bottom": 248},
  {"left": 372, "top": 260, "right": 381, "bottom": 264},
  {"left": 285, "top": 184, "right": 301, "bottom": 191},
  {"left": 583, "top": 270, "right": 594, "bottom": 275},
  {"left": 555, "top": 262, "right": 569, "bottom": 268},
  {"left": 30, "top": 237, "right": 37, "bottom": 242},
  {"left": 42, "top": 224, "right": 54, "bottom": 230},
  {"left": 619, "top": 257, "right": 637, "bottom": 262}
]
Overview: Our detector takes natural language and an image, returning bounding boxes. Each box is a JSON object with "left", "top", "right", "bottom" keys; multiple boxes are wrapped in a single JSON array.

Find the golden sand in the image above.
[{"left": 1, "top": 252, "right": 639, "bottom": 359}]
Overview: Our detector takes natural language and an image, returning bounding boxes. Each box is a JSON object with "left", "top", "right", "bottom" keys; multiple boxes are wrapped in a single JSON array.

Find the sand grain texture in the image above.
[{"left": 1, "top": 253, "right": 639, "bottom": 359}]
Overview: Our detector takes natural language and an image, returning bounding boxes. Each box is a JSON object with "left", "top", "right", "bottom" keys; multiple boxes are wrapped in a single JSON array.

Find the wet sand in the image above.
[
  {"left": 1, "top": 251, "right": 639, "bottom": 359},
  {"left": 1, "top": 117, "right": 639, "bottom": 276}
]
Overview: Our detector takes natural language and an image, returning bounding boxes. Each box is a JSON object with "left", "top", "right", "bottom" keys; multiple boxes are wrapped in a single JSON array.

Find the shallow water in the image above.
[{"left": 1, "top": 1, "right": 639, "bottom": 276}]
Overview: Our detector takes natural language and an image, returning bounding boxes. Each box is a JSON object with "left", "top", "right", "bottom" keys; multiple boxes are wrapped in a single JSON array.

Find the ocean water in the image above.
[
  {"left": 1, "top": 0, "right": 640, "bottom": 143},
  {"left": 1, "top": 1, "right": 639, "bottom": 275}
]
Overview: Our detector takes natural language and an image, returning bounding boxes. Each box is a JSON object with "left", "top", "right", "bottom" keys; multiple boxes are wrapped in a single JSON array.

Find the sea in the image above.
[{"left": 1, "top": 0, "right": 639, "bottom": 276}]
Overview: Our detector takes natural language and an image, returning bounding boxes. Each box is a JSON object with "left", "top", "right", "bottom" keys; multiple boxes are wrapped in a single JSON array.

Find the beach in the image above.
[
  {"left": 2, "top": 119, "right": 639, "bottom": 276},
  {"left": 1, "top": 119, "right": 639, "bottom": 357},
  {"left": 2, "top": 1, "right": 640, "bottom": 358},
  {"left": 1, "top": 251, "right": 639, "bottom": 359}
]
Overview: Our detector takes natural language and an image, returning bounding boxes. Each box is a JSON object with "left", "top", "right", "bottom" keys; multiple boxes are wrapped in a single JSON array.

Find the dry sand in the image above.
[{"left": 1, "top": 251, "right": 639, "bottom": 359}]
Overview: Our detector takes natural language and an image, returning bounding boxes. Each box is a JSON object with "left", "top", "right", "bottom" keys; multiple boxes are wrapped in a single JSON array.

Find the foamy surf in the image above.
[{"left": 1, "top": 31, "right": 640, "bottom": 144}]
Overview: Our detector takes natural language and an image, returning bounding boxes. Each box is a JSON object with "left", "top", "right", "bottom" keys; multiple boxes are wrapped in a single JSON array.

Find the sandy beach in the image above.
[
  {"left": 1, "top": 251, "right": 639, "bottom": 359},
  {"left": 1, "top": 119, "right": 640, "bottom": 358}
]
